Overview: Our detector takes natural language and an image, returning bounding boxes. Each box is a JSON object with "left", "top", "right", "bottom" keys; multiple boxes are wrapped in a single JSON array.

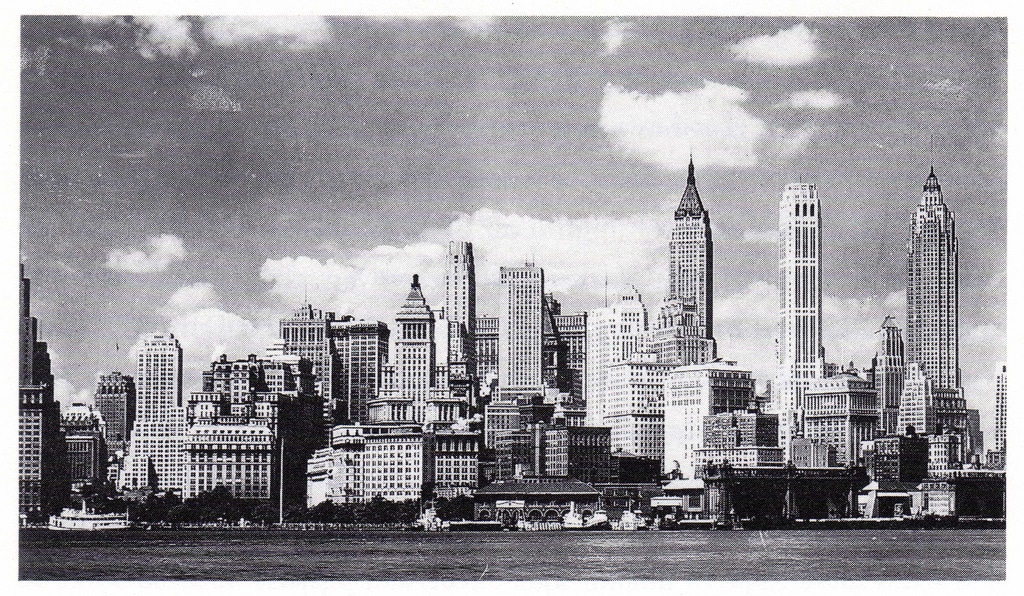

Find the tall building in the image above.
[
  {"left": 995, "top": 365, "right": 1007, "bottom": 453},
  {"left": 445, "top": 241, "right": 477, "bottom": 377},
  {"left": 653, "top": 158, "right": 716, "bottom": 366},
  {"left": 773, "top": 182, "right": 823, "bottom": 460},
  {"left": 499, "top": 263, "right": 545, "bottom": 392},
  {"left": 124, "top": 332, "right": 186, "bottom": 492},
  {"left": 552, "top": 311, "right": 587, "bottom": 402},
  {"left": 542, "top": 294, "right": 570, "bottom": 393},
  {"left": 664, "top": 360, "right": 755, "bottom": 478},
  {"left": 279, "top": 305, "right": 337, "bottom": 427},
  {"left": 603, "top": 351, "right": 675, "bottom": 463},
  {"left": 474, "top": 316, "right": 500, "bottom": 392},
  {"left": 872, "top": 317, "right": 905, "bottom": 436},
  {"left": 331, "top": 317, "right": 390, "bottom": 423},
  {"left": 95, "top": 372, "right": 136, "bottom": 453},
  {"left": 585, "top": 286, "right": 649, "bottom": 426},
  {"left": 907, "top": 167, "right": 959, "bottom": 391},
  {"left": 19, "top": 264, "right": 66, "bottom": 515}
]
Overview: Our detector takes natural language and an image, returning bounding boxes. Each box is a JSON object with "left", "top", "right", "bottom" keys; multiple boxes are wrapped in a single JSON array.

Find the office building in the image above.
[
  {"left": 544, "top": 425, "right": 614, "bottom": 484},
  {"left": 693, "top": 401, "right": 783, "bottom": 470},
  {"left": 499, "top": 263, "right": 545, "bottom": 392},
  {"left": 586, "top": 286, "right": 649, "bottom": 426},
  {"left": 664, "top": 360, "right": 754, "bottom": 478},
  {"left": 995, "top": 365, "right": 1007, "bottom": 454},
  {"left": 773, "top": 182, "right": 824, "bottom": 461},
  {"left": 19, "top": 264, "right": 66, "bottom": 514},
  {"left": 872, "top": 317, "right": 905, "bottom": 436},
  {"left": 331, "top": 317, "right": 390, "bottom": 423},
  {"left": 474, "top": 316, "right": 500, "bottom": 393},
  {"left": 95, "top": 372, "right": 136, "bottom": 453},
  {"left": 553, "top": 311, "right": 587, "bottom": 402},
  {"left": 803, "top": 371, "right": 878, "bottom": 466},
  {"left": 62, "top": 403, "right": 107, "bottom": 491},
  {"left": 124, "top": 332, "right": 186, "bottom": 492},
  {"left": 445, "top": 241, "right": 477, "bottom": 380},
  {"left": 603, "top": 351, "right": 674, "bottom": 463},
  {"left": 652, "top": 157, "right": 716, "bottom": 366},
  {"left": 279, "top": 305, "right": 337, "bottom": 427}
]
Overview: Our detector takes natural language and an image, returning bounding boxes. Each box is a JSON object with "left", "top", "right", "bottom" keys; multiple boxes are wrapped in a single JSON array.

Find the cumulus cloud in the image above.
[
  {"left": 161, "top": 282, "right": 221, "bottom": 317},
  {"left": 55, "top": 378, "right": 94, "bottom": 408},
  {"left": 766, "top": 124, "right": 818, "bottom": 159},
  {"left": 730, "top": 23, "right": 819, "bottom": 66},
  {"left": 599, "top": 81, "right": 766, "bottom": 169},
  {"left": 455, "top": 17, "right": 497, "bottom": 37},
  {"left": 261, "top": 207, "right": 671, "bottom": 324},
  {"left": 602, "top": 18, "right": 634, "bottom": 55},
  {"left": 202, "top": 16, "right": 331, "bottom": 49},
  {"left": 788, "top": 89, "right": 848, "bottom": 110},
  {"left": 105, "top": 234, "right": 186, "bottom": 273},
  {"left": 134, "top": 16, "right": 199, "bottom": 60}
]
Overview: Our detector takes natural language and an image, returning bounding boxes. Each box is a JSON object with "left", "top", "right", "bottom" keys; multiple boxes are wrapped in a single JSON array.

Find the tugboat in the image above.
[
  {"left": 49, "top": 501, "right": 131, "bottom": 531},
  {"left": 562, "top": 503, "right": 611, "bottom": 530}
]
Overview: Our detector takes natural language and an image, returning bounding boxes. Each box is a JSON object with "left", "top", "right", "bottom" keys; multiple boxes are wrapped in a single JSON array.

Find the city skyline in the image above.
[{"left": 19, "top": 16, "right": 1006, "bottom": 444}]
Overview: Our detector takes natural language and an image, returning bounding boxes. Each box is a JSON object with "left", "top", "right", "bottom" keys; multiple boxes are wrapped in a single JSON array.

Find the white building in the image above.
[
  {"left": 499, "top": 263, "right": 545, "bottom": 392},
  {"left": 124, "top": 332, "right": 186, "bottom": 492},
  {"left": 995, "top": 365, "right": 1007, "bottom": 453},
  {"left": 603, "top": 351, "right": 674, "bottom": 464},
  {"left": 585, "top": 286, "right": 648, "bottom": 426},
  {"left": 445, "top": 241, "right": 477, "bottom": 373},
  {"left": 664, "top": 360, "right": 754, "bottom": 478},
  {"left": 773, "top": 182, "right": 824, "bottom": 461}
]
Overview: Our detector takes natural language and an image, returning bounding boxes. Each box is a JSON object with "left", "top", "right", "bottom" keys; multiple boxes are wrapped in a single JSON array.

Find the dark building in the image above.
[
  {"left": 19, "top": 264, "right": 67, "bottom": 516},
  {"left": 95, "top": 372, "right": 136, "bottom": 453},
  {"left": 545, "top": 425, "right": 614, "bottom": 484},
  {"left": 865, "top": 430, "right": 929, "bottom": 483},
  {"left": 610, "top": 450, "right": 662, "bottom": 484},
  {"left": 553, "top": 312, "right": 587, "bottom": 403},
  {"left": 331, "top": 317, "right": 390, "bottom": 424},
  {"left": 494, "top": 428, "right": 541, "bottom": 479},
  {"left": 61, "top": 403, "right": 108, "bottom": 491}
]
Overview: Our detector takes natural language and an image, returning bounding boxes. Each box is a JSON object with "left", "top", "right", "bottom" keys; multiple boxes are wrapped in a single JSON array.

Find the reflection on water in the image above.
[{"left": 20, "top": 529, "right": 1005, "bottom": 581}]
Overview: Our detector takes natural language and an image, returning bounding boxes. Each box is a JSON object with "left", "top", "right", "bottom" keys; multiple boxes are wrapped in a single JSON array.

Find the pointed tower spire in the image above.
[{"left": 675, "top": 155, "right": 705, "bottom": 219}]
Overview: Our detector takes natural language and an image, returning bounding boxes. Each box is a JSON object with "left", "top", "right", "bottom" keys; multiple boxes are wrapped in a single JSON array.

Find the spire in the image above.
[
  {"left": 404, "top": 274, "right": 426, "bottom": 305},
  {"left": 924, "top": 165, "right": 941, "bottom": 194},
  {"left": 675, "top": 156, "right": 705, "bottom": 218}
]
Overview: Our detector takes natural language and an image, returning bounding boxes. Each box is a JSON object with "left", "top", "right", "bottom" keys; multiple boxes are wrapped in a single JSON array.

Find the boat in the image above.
[
  {"left": 48, "top": 501, "right": 131, "bottom": 531},
  {"left": 615, "top": 510, "right": 649, "bottom": 530},
  {"left": 562, "top": 503, "right": 611, "bottom": 530}
]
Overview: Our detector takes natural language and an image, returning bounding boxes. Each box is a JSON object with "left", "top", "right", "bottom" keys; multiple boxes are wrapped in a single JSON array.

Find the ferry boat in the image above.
[
  {"left": 562, "top": 503, "right": 611, "bottom": 530},
  {"left": 48, "top": 502, "right": 131, "bottom": 531}
]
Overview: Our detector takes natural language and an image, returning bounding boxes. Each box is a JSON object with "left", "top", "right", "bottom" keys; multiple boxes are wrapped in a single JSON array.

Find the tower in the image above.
[
  {"left": 124, "top": 332, "right": 185, "bottom": 492},
  {"left": 279, "top": 305, "right": 337, "bottom": 427},
  {"left": 499, "top": 262, "right": 544, "bottom": 392},
  {"left": 906, "top": 166, "right": 960, "bottom": 390},
  {"left": 586, "top": 286, "right": 649, "bottom": 426},
  {"left": 653, "top": 157, "right": 716, "bottom": 365},
  {"left": 773, "top": 182, "right": 823, "bottom": 460},
  {"left": 995, "top": 365, "right": 1007, "bottom": 453},
  {"left": 394, "top": 274, "right": 437, "bottom": 420},
  {"left": 873, "top": 316, "right": 905, "bottom": 436},
  {"left": 445, "top": 241, "right": 477, "bottom": 377}
]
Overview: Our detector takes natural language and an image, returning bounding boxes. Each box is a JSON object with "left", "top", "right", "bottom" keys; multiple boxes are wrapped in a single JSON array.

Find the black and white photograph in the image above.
[{"left": 15, "top": 8, "right": 1007, "bottom": 582}]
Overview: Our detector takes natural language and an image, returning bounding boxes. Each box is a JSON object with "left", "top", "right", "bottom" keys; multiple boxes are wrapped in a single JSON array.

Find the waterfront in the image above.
[{"left": 19, "top": 528, "right": 1004, "bottom": 581}]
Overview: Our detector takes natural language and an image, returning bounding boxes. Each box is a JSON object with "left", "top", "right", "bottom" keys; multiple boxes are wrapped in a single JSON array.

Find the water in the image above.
[{"left": 19, "top": 529, "right": 1004, "bottom": 581}]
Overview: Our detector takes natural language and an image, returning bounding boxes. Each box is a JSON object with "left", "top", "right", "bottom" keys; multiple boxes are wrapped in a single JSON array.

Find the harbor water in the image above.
[{"left": 19, "top": 528, "right": 1004, "bottom": 580}]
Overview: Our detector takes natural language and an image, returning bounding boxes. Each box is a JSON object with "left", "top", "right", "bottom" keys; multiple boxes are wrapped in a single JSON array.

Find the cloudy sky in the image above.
[{"left": 19, "top": 15, "right": 1006, "bottom": 440}]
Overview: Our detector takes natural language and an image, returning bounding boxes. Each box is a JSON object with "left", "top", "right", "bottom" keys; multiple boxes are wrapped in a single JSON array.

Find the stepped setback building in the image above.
[
  {"left": 773, "top": 182, "right": 824, "bottom": 461},
  {"left": 653, "top": 158, "right": 716, "bottom": 366}
]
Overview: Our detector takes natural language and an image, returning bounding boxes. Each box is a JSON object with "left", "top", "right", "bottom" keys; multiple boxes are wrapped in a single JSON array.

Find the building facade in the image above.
[
  {"left": 994, "top": 365, "right": 1007, "bottom": 454},
  {"left": 445, "top": 241, "right": 477, "bottom": 382},
  {"left": 279, "top": 305, "right": 337, "bottom": 428},
  {"left": 331, "top": 317, "right": 390, "bottom": 424},
  {"left": 499, "top": 263, "right": 545, "bottom": 392},
  {"left": 124, "top": 332, "right": 186, "bottom": 492},
  {"left": 95, "top": 372, "right": 136, "bottom": 453},
  {"left": 694, "top": 403, "right": 783, "bottom": 470},
  {"left": 585, "top": 286, "right": 649, "bottom": 427},
  {"left": 803, "top": 372, "right": 878, "bottom": 466},
  {"left": 62, "top": 403, "right": 107, "bottom": 491},
  {"left": 774, "top": 182, "right": 824, "bottom": 461},
  {"left": 19, "top": 264, "right": 66, "bottom": 515},
  {"left": 872, "top": 317, "right": 905, "bottom": 437},
  {"left": 652, "top": 158, "right": 716, "bottom": 366},
  {"left": 603, "top": 352, "right": 674, "bottom": 463},
  {"left": 663, "top": 360, "right": 754, "bottom": 478},
  {"left": 553, "top": 312, "right": 587, "bottom": 403}
]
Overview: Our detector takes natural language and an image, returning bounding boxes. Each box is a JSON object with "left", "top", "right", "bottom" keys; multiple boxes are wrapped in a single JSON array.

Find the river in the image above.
[{"left": 19, "top": 528, "right": 1004, "bottom": 580}]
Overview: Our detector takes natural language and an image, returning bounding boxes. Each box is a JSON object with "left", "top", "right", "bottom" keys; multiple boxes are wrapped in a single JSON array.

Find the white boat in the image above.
[
  {"left": 616, "top": 510, "right": 649, "bottom": 531},
  {"left": 562, "top": 503, "right": 611, "bottom": 530},
  {"left": 48, "top": 502, "right": 131, "bottom": 531}
]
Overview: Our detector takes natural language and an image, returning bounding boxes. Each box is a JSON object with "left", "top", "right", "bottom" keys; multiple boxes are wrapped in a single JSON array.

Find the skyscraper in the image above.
[
  {"left": 394, "top": 275, "right": 437, "bottom": 418},
  {"left": 906, "top": 167, "right": 959, "bottom": 391},
  {"left": 774, "top": 182, "right": 823, "bottom": 460},
  {"left": 873, "top": 316, "right": 905, "bottom": 436},
  {"left": 899, "top": 168, "right": 969, "bottom": 453},
  {"left": 95, "top": 372, "right": 136, "bottom": 453},
  {"left": 445, "top": 241, "right": 477, "bottom": 374},
  {"left": 331, "top": 317, "right": 390, "bottom": 423},
  {"left": 586, "top": 286, "right": 649, "bottom": 426},
  {"left": 653, "top": 158, "right": 716, "bottom": 366},
  {"left": 124, "top": 332, "right": 185, "bottom": 492},
  {"left": 279, "top": 305, "right": 337, "bottom": 428},
  {"left": 995, "top": 365, "right": 1007, "bottom": 453},
  {"left": 19, "top": 264, "right": 65, "bottom": 515},
  {"left": 499, "top": 263, "right": 544, "bottom": 392}
]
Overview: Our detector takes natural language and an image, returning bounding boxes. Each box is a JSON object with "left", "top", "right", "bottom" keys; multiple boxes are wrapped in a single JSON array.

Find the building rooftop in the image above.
[{"left": 475, "top": 479, "right": 600, "bottom": 496}]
